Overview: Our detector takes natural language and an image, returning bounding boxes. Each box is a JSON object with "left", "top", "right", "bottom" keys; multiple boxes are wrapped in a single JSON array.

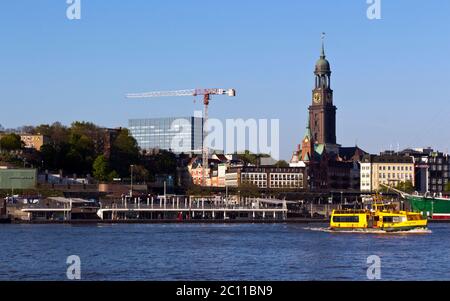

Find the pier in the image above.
[
  {"left": 17, "top": 196, "right": 291, "bottom": 222},
  {"left": 97, "top": 196, "right": 290, "bottom": 221},
  {"left": 15, "top": 195, "right": 419, "bottom": 223}
]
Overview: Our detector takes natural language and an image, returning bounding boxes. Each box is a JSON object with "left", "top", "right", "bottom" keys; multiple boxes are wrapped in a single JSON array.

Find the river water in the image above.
[{"left": 1, "top": 223, "right": 449, "bottom": 280}]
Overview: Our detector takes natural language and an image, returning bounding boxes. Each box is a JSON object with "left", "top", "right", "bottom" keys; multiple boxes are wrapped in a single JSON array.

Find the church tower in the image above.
[
  {"left": 300, "top": 115, "right": 313, "bottom": 162},
  {"left": 309, "top": 34, "right": 339, "bottom": 154}
]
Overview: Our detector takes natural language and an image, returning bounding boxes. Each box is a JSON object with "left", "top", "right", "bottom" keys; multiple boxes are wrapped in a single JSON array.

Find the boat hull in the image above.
[
  {"left": 406, "top": 196, "right": 450, "bottom": 220},
  {"left": 330, "top": 226, "right": 427, "bottom": 233}
]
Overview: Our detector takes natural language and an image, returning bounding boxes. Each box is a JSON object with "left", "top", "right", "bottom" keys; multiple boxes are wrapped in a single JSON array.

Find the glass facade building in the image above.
[{"left": 128, "top": 117, "right": 203, "bottom": 153}]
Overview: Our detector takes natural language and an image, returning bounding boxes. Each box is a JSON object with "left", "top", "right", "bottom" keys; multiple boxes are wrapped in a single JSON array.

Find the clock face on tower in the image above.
[{"left": 313, "top": 92, "right": 321, "bottom": 104}]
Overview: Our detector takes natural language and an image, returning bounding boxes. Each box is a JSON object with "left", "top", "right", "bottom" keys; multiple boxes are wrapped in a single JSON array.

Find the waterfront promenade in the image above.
[{"left": 16, "top": 196, "right": 304, "bottom": 223}]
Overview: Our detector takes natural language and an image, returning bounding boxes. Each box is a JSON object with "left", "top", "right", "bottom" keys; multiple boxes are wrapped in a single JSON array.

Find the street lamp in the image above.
[{"left": 130, "top": 164, "right": 135, "bottom": 198}]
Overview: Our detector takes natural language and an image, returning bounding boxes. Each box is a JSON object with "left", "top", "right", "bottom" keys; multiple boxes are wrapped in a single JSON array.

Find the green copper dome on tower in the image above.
[{"left": 315, "top": 34, "right": 331, "bottom": 74}]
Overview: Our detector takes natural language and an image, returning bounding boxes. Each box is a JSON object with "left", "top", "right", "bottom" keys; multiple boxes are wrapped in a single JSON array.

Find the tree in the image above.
[
  {"left": 93, "top": 155, "right": 110, "bottom": 182},
  {"left": 20, "top": 125, "right": 36, "bottom": 134},
  {"left": 70, "top": 121, "right": 104, "bottom": 154},
  {"left": 154, "top": 151, "right": 177, "bottom": 175},
  {"left": 69, "top": 132, "right": 96, "bottom": 174},
  {"left": 110, "top": 129, "right": 139, "bottom": 177},
  {"left": 395, "top": 180, "right": 415, "bottom": 194},
  {"left": 35, "top": 122, "right": 69, "bottom": 145},
  {"left": 237, "top": 150, "right": 270, "bottom": 166},
  {"left": 107, "top": 170, "right": 120, "bottom": 182},
  {"left": 378, "top": 180, "right": 415, "bottom": 194},
  {"left": 275, "top": 160, "right": 289, "bottom": 167},
  {"left": 238, "top": 182, "right": 260, "bottom": 198},
  {"left": 132, "top": 165, "right": 150, "bottom": 183},
  {"left": 0, "top": 133, "right": 23, "bottom": 151}
]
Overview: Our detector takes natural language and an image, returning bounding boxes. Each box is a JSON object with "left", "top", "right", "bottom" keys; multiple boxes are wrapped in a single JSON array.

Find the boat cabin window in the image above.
[
  {"left": 332, "top": 216, "right": 359, "bottom": 223},
  {"left": 407, "top": 215, "right": 422, "bottom": 221},
  {"left": 382, "top": 216, "right": 403, "bottom": 223}
]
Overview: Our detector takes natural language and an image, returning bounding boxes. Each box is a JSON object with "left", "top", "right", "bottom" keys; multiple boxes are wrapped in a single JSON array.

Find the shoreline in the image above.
[
  {"left": 6, "top": 218, "right": 327, "bottom": 224},
  {"left": 3, "top": 218, "right": 450, "bottom": 224}
]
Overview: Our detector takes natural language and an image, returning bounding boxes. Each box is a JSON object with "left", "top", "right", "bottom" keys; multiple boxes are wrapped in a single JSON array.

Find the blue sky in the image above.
[{"left": 1, "top": 0, "right": 449, "bottom": 159}]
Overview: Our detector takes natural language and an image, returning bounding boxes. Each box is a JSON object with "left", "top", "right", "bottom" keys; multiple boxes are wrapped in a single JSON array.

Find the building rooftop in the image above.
[
  {"left": 361, "top": 154, "right": 414, "bottom": 164},
  {"left": 338, "top": 146, "right": 367, "bottom": 161}
]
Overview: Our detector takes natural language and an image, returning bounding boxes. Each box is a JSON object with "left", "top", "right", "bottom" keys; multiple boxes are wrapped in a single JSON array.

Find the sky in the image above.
[{"left": 0, "top": 0, "right": 449, "bottom": 160}]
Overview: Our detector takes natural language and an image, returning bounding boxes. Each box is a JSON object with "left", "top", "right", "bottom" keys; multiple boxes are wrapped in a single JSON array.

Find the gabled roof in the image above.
[
  {"left": 214, "top": 154, "right": 228, "bottom": 162},
  {"left": 188, "top": 156, "right": 223, "bottom": 169},
  {"left": 338, "top": 146, "right": 368, "bottom": 161}
]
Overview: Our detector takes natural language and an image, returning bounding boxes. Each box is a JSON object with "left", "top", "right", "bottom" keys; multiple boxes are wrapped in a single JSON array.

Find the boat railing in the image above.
[
  {"left": 99, "top": 204, "right": 281, "bottom": 210},
  {"left": 333, "top": 209, "right": 368, "bottom": 214}
]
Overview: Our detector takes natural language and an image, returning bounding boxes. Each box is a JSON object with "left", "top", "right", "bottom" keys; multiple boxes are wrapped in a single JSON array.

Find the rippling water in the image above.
[{"left": 1, "top": 223, "right": 450, "bottom": 280}]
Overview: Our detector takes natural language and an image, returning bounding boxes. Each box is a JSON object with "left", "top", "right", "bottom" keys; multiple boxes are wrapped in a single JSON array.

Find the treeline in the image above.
[{"left": 0, "top": 122, "right": 178, "bottom": 183}]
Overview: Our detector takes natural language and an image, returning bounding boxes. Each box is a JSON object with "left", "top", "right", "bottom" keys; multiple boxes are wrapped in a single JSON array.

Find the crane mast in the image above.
[{"left": 126, "top": 88, "right": 236, "bottom": 186}]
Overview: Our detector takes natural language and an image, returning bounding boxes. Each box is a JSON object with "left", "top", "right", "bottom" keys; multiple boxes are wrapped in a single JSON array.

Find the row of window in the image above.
[
  {"left": 271, "top": 182, "right": 303, "bottom": 188},
  {"left": 378, "top": 173, "right": 413, "bottom": 180},
  {"left": 430, "top": 178, "right": 449, "bottom": 185},
  {"left": 430, "top": 165, "right": 449, "bottom": 171},
  {"left": 241, "top": 179, "right": 303, "bottom": 189},
  {"left": 271, "top": 174, "right": 302, "bottom": 180},
  {"left": 362, "top": 173, "right": 413, "bottom": 179},
  {"left": 241, "top": 173, "right": 303, "bottom": 180},
  {"left": 429, "top": 158, "right": 448, "bottom": 164},
  {"left": 378, "top": 179, "right": 407, "bottom": 185},
  {"left": 431, "top": 185, "right": 445, "bottom": 192},
  {"left": 378, "top": 165, "right": 413, "bottom": 171},
  {"left": 241, "top": 173, "right": 267, "bottom": 180},
  {"left": 332, "top": 216, "right": 359, "bottom": 223}
]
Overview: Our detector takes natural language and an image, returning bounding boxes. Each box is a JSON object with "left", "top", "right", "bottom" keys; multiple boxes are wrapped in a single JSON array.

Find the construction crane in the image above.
[{"left": 126, "top": 88, "right": 236, "bottom": 186}]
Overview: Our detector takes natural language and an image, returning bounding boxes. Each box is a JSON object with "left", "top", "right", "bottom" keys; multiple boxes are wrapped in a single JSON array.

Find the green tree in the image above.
[
  {"left": 132, "top": 165, "right": 150, "bottom": 183},
  {"left": 238, "top": 182, "right": 260, "bottom": 198},
  {"left": 0, "top": 133, "right": 23, "bottom": 151},
  {"left": 40, "top": 142, "right": 71, "bottom": 171},
  {"left": 70, "top": 121, "right": 103, "bottom": 154},
  {"left": 237, "top": 150, "right": 270, "bottom": 166},
  {"left": 275, "top": 160, "right": 289, "bottom": 167},
  {"left": 395, "top": 180, "right": 415, "bottom": 194},
  {"left": 69, "top": 133, "right": 96, "bottom": 174},
  {"left": 35, "top": 122, "right": 69, "bottom": 145},
  {"left": 154, "top": 151, "right": 177, "bottom": 174},
  {"left": 110, "top": 129, "right": 139, "bottom": 177},
  {"left": 107, "top": 170, "right": 120, "bottom": 182},
  {"left": 93, "top": 155, "right": 110, "bottom": 181}
]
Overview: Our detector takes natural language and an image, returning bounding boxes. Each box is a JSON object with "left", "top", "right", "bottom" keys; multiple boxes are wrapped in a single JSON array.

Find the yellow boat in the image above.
[{"left": 330, "top": 200, "right": 428, "bottom": 233}]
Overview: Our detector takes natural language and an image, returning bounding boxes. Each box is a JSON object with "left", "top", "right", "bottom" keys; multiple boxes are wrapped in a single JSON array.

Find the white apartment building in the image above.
[
  {"left": 360, "top": 154, "right": 415, "bottom": 192},
  {"left": 225, "top": 167, "right": 306, "bottom": 189}
]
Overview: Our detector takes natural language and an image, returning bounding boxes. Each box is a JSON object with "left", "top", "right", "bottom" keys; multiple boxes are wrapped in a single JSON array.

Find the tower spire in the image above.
[
  {"left": 304, "top": 113, "right": 311, "bottom": 140},
  {"left": 321, "top": 32, "right": 326, "bottom": 59}
]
